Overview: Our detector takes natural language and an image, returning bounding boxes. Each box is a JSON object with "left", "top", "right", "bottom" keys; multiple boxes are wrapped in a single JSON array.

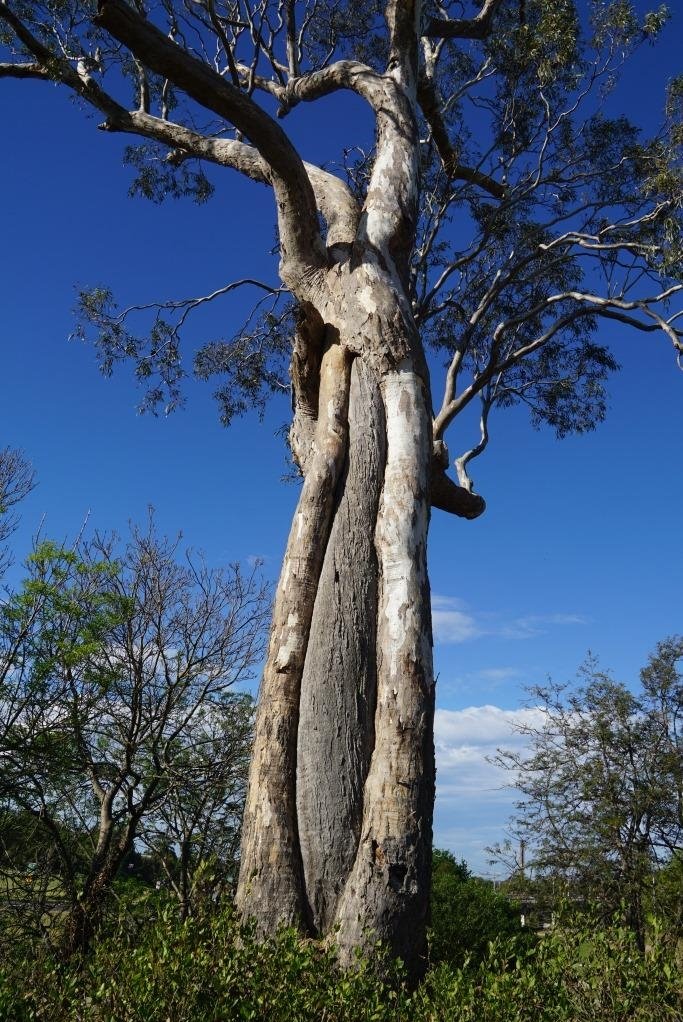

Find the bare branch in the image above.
[
  {"left": 454, "top": 389, "right": 495, "bottom": 493},
  {"left": 0, "top": 2, "right": 127, "bottom": 120},
  {"left": 95, "top": 0, "right": 325, "bottom": 288},
  {"left": 98, "top": 108, "right": 359, "bottom": 247},
  {"left": 110, "top": 277, "right": 285, "bottom": 340},
  {"left": 425, "top": 0, "right": 505, "bottom": 40},
  {"left": 417, "top": 75, "right": 506, "bottom": 198}
]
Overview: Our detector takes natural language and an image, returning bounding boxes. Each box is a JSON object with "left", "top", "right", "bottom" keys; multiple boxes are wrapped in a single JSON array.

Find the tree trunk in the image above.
[
  {"left": 296, "top": 358, "right": 385, "bottom": 934},
  {"left": 62, "top": 863, "right": 116, "bottom": 958},
  {"left": 331, "top": 362, "right": 434, "bottom": 977},
  {"left": 237, "top": 337, "right": 353, "bottom": 928},
  {"left": 237, "top": 281, "right": 435, "bottom": 979}
]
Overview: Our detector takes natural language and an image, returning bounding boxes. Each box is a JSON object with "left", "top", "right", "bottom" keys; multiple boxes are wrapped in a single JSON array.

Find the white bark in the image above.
[
  {"left": 236, "top": 339, "right": 351, "bottom": 927},
  {"left": 332, "top": 361, "right": 434, "bottom": 974}
]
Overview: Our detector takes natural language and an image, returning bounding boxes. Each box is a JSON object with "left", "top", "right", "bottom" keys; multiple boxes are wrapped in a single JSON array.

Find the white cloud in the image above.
[
  {"left": 431, "top": 595, "right": 481, "bottom": 643},
  {"left": 469, "top": 666, "right": 522, "bottom": 685},
  {"left": 502, "top": 613, "right": 587, "bottom": 640},
  {"left": 435, "top": 704, "right": 544, "bottom": 748},
  {"left": 431, "top": 595, "right": 587, "bottom": 646},
  {"left": 433, "top": 704, "right": 544, "bottom": 872}
]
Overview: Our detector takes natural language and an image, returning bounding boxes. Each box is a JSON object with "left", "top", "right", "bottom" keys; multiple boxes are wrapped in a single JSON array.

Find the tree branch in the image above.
[
  {"left": 99, "top": 108, "right": 359, "bottom": 247},
  {"left": 425, "top": 0, "right": 505, "bottom": 40},
  {"left": 417, "top": 75, "right": 506, "bottom": 198},
  {"left": 94, "top": 0, "right": 326, "bottom": 289},
  {"left": 0, "top": 61, "right": 50, "bottom": 79},
  {"left": 277, "top": 60, "right": 384, "bottom": 116},
  {"left": 430, "top": 465, "right": 486, "bottom": 519},
  {"left": 0, "top": 2, "right": 126, "bottom": 120}
]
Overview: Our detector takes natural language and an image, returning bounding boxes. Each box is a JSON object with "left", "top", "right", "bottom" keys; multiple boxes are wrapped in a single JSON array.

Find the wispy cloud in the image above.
[
  {"left": 502, "top": 613, "right": 587, "bottom": 640},
  {"left": 474, "top": 667, "right": 522, "bottom": 684},
  {"left": 431, "top": 595, "right": 587, "bottom": 646},
  {"left": 431, "top": 596, "right": 481, "bottom": 643}
]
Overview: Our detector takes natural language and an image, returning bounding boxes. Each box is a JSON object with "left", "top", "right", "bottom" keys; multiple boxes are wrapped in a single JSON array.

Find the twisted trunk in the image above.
[
  {"left": 237, "top": 276, "right": 436, "bottom": 976},
  {"left": 296, "top": 358, "right": 386, "bottom": 934}
]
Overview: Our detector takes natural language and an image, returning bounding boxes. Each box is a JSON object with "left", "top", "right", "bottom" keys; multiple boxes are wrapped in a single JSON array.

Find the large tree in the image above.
[{"left": 1, "top": 0, "right": 681, "bottom": 973}]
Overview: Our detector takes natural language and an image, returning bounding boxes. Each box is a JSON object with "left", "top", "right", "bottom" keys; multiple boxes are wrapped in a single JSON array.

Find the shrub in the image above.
[
  {"left": 429, "top": 850, "right": 530, "bottom": 967},
  {"left": 0, "top": 902, "right": 679, "bottom": 1022}
]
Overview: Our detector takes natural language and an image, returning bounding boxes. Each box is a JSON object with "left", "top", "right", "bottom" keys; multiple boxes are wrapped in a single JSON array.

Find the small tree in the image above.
[
  {"left": 0, "top": 521, "right": 268, "bottom": 955},
  {"left": 429, "top": 849, "right": 525, "bottom": 967},
  {"left": 494, "top": 638, "right": 683, "bottom": 951},
  {"left": 139, "top": 692, "right": 254, "bottom": 920}
]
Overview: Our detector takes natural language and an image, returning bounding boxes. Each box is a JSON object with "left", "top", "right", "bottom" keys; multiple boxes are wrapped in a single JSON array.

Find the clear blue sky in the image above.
[{"left": 1, "top": 4, "right": 681, "bottom": 874}]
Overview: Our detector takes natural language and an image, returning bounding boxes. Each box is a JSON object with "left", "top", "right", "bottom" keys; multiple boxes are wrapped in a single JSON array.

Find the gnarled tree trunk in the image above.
[
  {"left": 296, "top": 357, "right": 385, "bottom": 935},
  {"left": 237, "top": 274, "right": 438, "bottom": 976},
  {"left": 235, "top": 3, "right": 483, "bottom": 979}
]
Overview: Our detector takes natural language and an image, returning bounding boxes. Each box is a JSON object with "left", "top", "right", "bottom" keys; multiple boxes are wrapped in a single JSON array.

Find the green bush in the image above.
[
  {"left": 0, "top": 902, "right": 679, "bottom": 1022},
  {"left": 0, "top": 904, "right": 410, "bottom": 1022},
  {"left": 429, "top": 850, "right": 531, "bottom": 967},
  {"left": 417, "top": 918, "right": 681, "bottom": 1022}
]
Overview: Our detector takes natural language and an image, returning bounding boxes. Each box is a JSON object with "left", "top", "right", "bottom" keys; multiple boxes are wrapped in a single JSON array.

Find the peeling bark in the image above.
[
  {"left": 236, "top": 338, "right": 352, "bottom": 929},
  {"left": 296, "top": 358, "right": 385, "bottom": 933},
  {"left": 332, "top": 362, "right": 434, "bottom": 976}
]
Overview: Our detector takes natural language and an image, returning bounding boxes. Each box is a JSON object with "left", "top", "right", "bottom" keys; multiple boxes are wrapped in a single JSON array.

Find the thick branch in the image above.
[
  {"left": 99, "top": 108, "right": 359, "bottom": 248},
  {"left": 385, "top": 0, "right": 419, "bottom": 79},
  {"left": 430, "top": 465, "right": 486, "bottom": 519},
  {"left": 425, "top": 0, "right": 504, "bottom": 40},
  {"left": 417, "top": 76, "right": 505, "bottom": 198},
  {"left": 356, "top": 17, "right": 421, "bottom": 274},
  {"left": 278, "top": 60, "right": 384, "bottom": 115},
  {"left": 284, "top": 0, "right": 299, "bottom": 78},
  {"left": 94, "top": 0, "right": 325, "bottom": 286},
  {"left": 0, "top": 61, "right": 50, "bottom": 79}
]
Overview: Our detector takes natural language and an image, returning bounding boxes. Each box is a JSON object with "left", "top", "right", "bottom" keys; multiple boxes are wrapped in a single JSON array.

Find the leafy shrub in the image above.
[
  {"left": 0, "top": 902, "right": 679, "bottom": 1022},
  {"left": 429, "top": 850, "right": 531, "bottom": 967}
]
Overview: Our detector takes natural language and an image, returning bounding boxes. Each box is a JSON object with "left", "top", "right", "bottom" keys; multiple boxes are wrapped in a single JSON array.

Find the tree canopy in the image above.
[{"left": 1, "top": 2, "right": 680, "bottom": 497}]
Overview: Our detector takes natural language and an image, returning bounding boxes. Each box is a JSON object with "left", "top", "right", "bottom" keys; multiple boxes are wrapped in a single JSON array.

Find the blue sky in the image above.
[{"left": 1, "top": 5, "right": 681, "bottom": 874}]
